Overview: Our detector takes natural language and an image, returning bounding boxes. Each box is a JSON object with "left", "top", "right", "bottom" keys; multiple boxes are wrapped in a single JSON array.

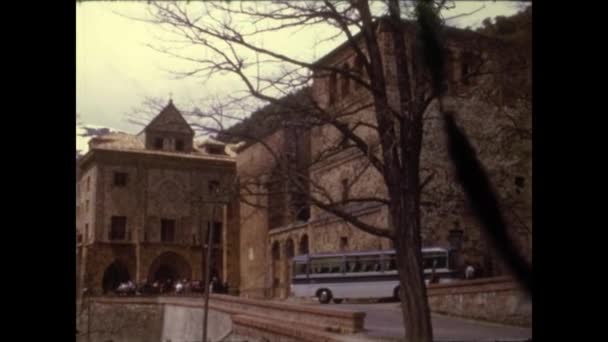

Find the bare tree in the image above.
[{"left": 125, "top": 1, "right": 531, "bottom": 341}]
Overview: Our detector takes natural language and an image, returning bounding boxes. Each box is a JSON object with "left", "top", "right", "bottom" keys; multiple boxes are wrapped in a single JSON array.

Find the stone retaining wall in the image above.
[
  {"left": 427, "top": 276, "right": 531, "bottom": 326},
  {"left": 78, "top": 294, "right": 366, "bottom": 342}
]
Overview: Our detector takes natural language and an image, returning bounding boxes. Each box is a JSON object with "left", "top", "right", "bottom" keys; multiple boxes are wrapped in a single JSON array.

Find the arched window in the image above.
[
  {"left": 285, "top": 239, "right": 295, "bottom": 259},
  {"left": 299, "top": 234, "right": 309, "bottom": 255},
  {"left": 354, "top": 55, "right": 365, "bottom": 90},
  {"left": 461, "top": 51, "right": 474, "bottom": 85},
  {"left": 271, "top": 241, "right": 280, "bottom": 261},
  {"left": 328, "top": 71, "right": 337, "bottom": 105},
  {"left": 341, "top": 63, "right": 351, "bottom": 97}
]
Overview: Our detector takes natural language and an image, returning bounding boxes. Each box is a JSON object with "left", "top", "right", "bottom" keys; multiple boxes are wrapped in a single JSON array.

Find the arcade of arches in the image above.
[
  {"left": 83, "top": 244, "right": 225, "bottom": 294},
  {"left": 270, "top": 233, "right": 309, "bottom": 299},
  {"left": 147, "top": 251, "right": 193, "bottom": 283}
]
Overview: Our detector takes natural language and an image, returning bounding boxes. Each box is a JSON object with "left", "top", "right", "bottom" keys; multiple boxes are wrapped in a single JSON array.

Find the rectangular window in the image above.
[
  {"left": 294, "top": 262, "right": 308, "bottom": 276},
  {"left": 110, "top": 216, "right": 127, "bottom": 240},
  {"left": 154, "top": 137, "right": 164, "bottom": 150},
  {"left": 161, "top": 219, "right": 176, "bottom": 242},
  {"left": 85, "top": 223, "right": 89, "bottom": 243},
  {"left": 86, "top": 200, "right": 90, "bottom": 212},
  {"left": 208, "top": 222, "right": 222, "bottom": 244},
  {"left": 175, "top": 139, "right": 184, "bottom": 151},
  {"left": 208, "top": 180, "right": 220, "bottom": 195},
  {"left": 86, "top": 176, "right": 90, "bottom": 191},
  {"left": 340, "top": 236, "right": 348, "bottom": 251},
  {"left": 461, "top": 62, "right": 470, "bottom": 85},
  {"left": 460, "top": 52, "right": 474, "bottom": 86},
  {"left": 345, "top": 255, "right": 381, "bottom": 273},
  {"left": 311, "top": 257, "right": 344, "bottom": 274},
  {"left": 382, "top": 255, "right": 397, "bottom": 271},
  {"left": 113, "top": 172, "right": 127, "bottom": 187},
  {"left": 341, "top": 179, "right": 349, "bottom": 202},
  {"left": 423, "top": 253, "right": 448, "bottom": 269}
]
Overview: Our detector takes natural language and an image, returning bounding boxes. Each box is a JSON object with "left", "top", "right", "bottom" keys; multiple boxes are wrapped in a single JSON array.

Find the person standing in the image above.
[{"left": 465, "top": 263, "right": 475, "bottom": 280}]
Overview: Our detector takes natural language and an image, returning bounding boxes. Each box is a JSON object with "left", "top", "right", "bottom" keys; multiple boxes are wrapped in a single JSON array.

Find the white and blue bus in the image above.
[{"left": 290, "top": 247, "right": 458, "bottom": 304}]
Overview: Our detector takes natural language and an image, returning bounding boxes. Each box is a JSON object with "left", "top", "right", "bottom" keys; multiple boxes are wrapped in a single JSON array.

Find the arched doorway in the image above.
[
  {"left": 283, "top": 239, "right": 295, "bottom": 298},
  {"left": 271, "top": 241, "right": 280, "bottom": 298},
  {"left": 285, "top": 239, "right": 294, "bottom": 258},
  {"left": 147, "top": 252, "right": 192, "bottom": 284},
  {"left": 299, "top": 234, "right": 309, "bottom": 255},
  {"left": 102, "top": 260, "right": 131, "bottom": 294}
]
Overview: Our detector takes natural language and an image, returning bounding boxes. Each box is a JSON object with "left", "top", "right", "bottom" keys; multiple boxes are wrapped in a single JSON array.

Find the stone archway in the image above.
[
  {"left": 147, "top": 251, "right": 192, "bottom": 284},
  {"left": 299, "top": 234, "right": 309, "bottom": 255},
  {"left": 282, "top": 238, "right": 295, "bottom": 299},
  {"left": 102, "top": 260, "right": 131, "bottom": 294},
  {"left": 271, "top": 241, "right": 280, "bottom": 298}
]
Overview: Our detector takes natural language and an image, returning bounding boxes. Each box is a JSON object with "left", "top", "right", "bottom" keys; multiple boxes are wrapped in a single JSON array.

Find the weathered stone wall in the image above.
[
  {"left": 235, "top": 20, "right": 531, "bottom": 297},
  {"left": 76, "top": 164, "right": 98, "bottom": 243},
  {"left": 420, "top": 96, "right": 532, "bottom": 274},
  {"left": 79, "top": 296, "right": 366, "bottom": 342},
  {"left": 306, "top": 22, "right": 531, "bottom": 276},
  {"left": 427, "top": 277, "right": 531, "bottom": 326},
  {"left": 236, "top": 130, "right": 284, "bottom": 298},
  {"left": 77, "top": 301, "right": 163, "bottom": 342}
]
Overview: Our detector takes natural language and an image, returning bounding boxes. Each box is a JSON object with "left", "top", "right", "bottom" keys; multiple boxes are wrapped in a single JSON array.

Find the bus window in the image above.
[
  {"left": 327, "top": 257, "right": 344, "bottom": 273},
  {"left": 310, "top": 257, "right": 344, "bottom": 274},
  {"left": 423, "top": 254, "right": 447, "bottom": 269},
  {"left": 359, "top": 256, "right": 381, "bottom": 272},
  {"left": 345, "top": 257, "right": 361, "bottom": 272},
  {"left": 346, "top": 256, "right": 381, "bottom": 273},
  {"left": 382, "top": 255, "right": 397, "bottom": 271},
  {"left": 294, "top": 262, "right": 308, "bottom": 276}
]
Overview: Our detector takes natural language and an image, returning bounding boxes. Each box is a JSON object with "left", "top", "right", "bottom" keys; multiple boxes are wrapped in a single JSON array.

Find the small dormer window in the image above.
[
  {"left": 175, "top": 139, "right": 185, "bottom": 151},
  {"left": 154, "top": 138, "right": 164, "bottom": 150},
  {"left": 114, "top": 172, "right": 127, "bottom": 187}
]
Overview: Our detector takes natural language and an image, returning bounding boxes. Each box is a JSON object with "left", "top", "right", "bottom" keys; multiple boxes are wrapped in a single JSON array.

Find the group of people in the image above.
[{"left": 112, "top": 277, "right": 230, "bottom": 296}]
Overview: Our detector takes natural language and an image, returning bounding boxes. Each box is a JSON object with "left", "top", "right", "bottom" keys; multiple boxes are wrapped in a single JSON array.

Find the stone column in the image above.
[
  {"left": 279, "top": 240, "right": 287, "bottom": 299},
  {"left": 135, "top": 243, "right": 142, "bottom": 283},
  {"left": 222, "top": 204, "right": 228, "bottom": 286},
  {"left": 267, "top": 240, "right": 274, "bottom": 299}
]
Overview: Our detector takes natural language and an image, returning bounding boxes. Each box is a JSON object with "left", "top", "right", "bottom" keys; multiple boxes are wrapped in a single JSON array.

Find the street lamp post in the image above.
[
  {"left": 191, "top": 181, "right": 230, "bottom": 342},
  {"left": 202, "top": 201, "right": 216, "bottom": 342}
]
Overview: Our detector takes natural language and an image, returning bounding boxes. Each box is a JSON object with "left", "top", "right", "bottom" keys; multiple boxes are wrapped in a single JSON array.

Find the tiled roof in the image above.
[
  {"left": 88, "top": 132, "right": 233, "bottom": 161},
  {"left": 145, "top": 100, "right": 194, "bottom": 135}
]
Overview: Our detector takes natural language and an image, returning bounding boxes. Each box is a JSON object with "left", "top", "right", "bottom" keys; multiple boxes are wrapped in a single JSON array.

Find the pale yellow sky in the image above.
[{"left": 76, "top": 1, "right": 527, "bottom": 134}]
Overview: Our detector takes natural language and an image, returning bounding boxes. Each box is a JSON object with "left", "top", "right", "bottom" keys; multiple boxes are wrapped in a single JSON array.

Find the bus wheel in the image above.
[
  {"left": 333, "top": 298, "right": 343, "bottom": 304},
  {"left": 317, "top": 289, "right": 332, "bottom": 304}
]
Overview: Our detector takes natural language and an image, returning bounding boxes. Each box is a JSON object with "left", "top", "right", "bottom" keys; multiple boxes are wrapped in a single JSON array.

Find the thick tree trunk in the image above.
[
  {"left": 385, "top": 1, "right": 433, "bottom": 341},
  {"left": 391, "top": 148, "right": 433, "bottom": 342}
]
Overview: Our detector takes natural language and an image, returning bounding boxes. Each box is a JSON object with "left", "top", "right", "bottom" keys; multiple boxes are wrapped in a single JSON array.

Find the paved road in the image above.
[{"left": 320, "top": 302, "right": 532, "bottom": 341}]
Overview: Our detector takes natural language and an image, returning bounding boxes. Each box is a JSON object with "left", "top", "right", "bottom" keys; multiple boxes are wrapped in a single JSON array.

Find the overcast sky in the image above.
[{"left": 76, "top": 1, "right": 527, "bottom": 134}]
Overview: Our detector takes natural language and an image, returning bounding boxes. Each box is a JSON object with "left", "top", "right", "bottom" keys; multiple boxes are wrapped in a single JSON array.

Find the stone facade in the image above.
[
  {"left": 237, "top": 20, "right": 531, "bottom": 298},
  {"left": 76, "top": 101, "right": 239, "bottom": 296},
  {"left": 427, "top": 277, "right": 532, "bottom": 326}
]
